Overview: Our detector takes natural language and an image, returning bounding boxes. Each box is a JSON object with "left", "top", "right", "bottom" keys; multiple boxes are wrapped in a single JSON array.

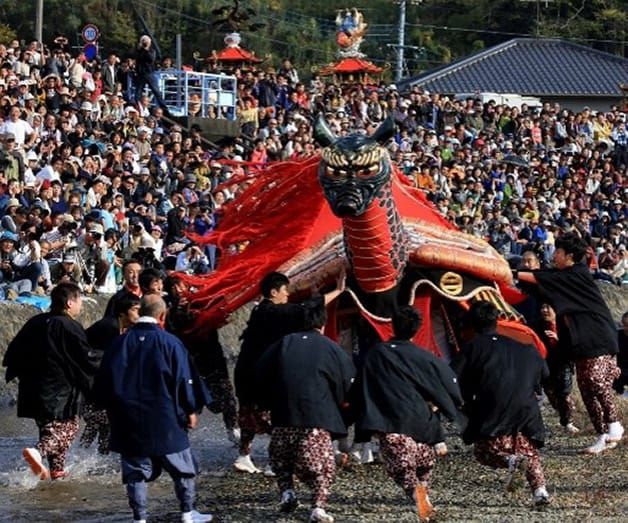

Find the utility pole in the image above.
[
  {"left": 35, "top": 0, "right": 43, "bottom": 45},
  {"left": 519, "top": 0, "right": 554, "bottom": 38},
  {"left": 396, "top": 0, "right": 423, "bottom": 83},
  {"left": 396, "top": 0, "right": 406, "bottom": 82}
]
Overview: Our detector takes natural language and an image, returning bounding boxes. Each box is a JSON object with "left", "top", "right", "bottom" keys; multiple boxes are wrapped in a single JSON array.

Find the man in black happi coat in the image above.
[
  {"left": 257, "top": 299, "right": 355, "bottom": 523},
  {"left": 352, "top": 305, "right": 464, "bottom": 522},
  {"left": 233, "top": 270, "right": 345, "bottom": 474},
  {"left": 452, "top": 301, "right": 551, "bottom": 507}
]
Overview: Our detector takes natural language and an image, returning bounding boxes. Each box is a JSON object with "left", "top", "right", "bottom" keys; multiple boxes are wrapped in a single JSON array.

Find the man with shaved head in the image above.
[{"left": 94, "top": 294, "right": 212, "bottom": 523}]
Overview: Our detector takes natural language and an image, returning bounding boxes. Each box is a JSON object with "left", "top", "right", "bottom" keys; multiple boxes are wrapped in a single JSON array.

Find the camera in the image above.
[{"left": 132, "top": 247, "right": 162, "bottom": 270}]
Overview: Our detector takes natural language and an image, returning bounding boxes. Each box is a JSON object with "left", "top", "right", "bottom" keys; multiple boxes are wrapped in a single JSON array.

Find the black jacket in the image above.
[
  {"left": 136, "top": 46, "right": 157, "bottom": 78},
  {"left": 167, "top": 301, "right": 228, "bottom": 377},
  {"left": 256, "top": 330, "right": 356, "bottom": 438},
  {"left": 3, "top": 313, "right": 98, "bottom": 422},
  {"left": 533, "top": 263, "right": 618, "bottom": 360},
  {"left": 235, "top": 298, "right": 314, "bottom": 405},
  {"left": 451, "top": 332, "right": 548, "bottom": 446},
  {"left": 86, "top": 316, "right": 120, "bottom": 368},
  {"left": 352, "top": 340, "right": 465, "bottom": 444}
]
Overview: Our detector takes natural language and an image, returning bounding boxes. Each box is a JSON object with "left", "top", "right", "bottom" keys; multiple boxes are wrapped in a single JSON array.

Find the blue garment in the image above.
[
  {"left": 121, "top": 448, "right": 196, "bottom": 520},
  {"left": 94, "top": 322, "right": 210, "bottom": 456}
]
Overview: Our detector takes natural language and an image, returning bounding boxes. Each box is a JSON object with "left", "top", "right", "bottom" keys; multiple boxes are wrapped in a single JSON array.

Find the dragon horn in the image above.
[
  {"left": 371, "top": 116, "right": 395, "bottom": 144},
  {"left": 313, "top": 114, "right": 337, "bottom": 147}
]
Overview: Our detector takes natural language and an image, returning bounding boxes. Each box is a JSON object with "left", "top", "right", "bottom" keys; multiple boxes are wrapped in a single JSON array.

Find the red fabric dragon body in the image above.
[{"left": 185, "top": 117, "right": 544, "bottom": 358}]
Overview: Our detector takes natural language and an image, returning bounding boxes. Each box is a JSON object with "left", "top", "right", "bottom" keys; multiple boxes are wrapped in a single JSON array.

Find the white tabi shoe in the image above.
[
  {"left": 181, "top": 509, "right": 213, "bottom": 523},
  {"left": 310, "top": 507, "right": 334, "bottom": 522},
  {"left": 584, "top": 434, "right": 615, "bottom": 454},
  {"left": 533, "top": 486, "right": 551, "bottom": 506},
  {"left": 233, "top": 454, "right": 261, "bottom": 473},
  {"left": 607, "top": 421, "right": 624, "bottom": 443}
]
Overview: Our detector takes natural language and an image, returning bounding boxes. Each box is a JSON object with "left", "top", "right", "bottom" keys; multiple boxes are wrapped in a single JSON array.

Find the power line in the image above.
[
  {"left": 405, "top": 21, "right": 628, "bottom": 46},
  {"left": 133, "top": 0, "right": 399, "bottom": 64}
]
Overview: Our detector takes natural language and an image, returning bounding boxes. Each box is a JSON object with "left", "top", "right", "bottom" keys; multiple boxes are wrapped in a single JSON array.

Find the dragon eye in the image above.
[
  {"left": 326, "top": 166, "right": 346, "bottom": 178},
  {"left": 357, "top": 164, "right": 379, "bottom": 178}
]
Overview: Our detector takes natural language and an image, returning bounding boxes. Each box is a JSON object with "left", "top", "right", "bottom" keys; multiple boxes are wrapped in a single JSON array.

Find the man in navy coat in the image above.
[{"left": 94, "top": 294, "right": 212, "bottom": 523}]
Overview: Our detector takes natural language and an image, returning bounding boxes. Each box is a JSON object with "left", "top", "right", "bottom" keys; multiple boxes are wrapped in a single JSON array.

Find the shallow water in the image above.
[{"left": 0, "top": 407, "right": 271, "bottom": 522}]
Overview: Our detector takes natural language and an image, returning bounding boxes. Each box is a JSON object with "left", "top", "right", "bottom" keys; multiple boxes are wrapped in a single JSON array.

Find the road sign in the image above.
[
  {"left": 83, "top": 43, "right": 98, "bottom": 61},
  {"left": 81, "top": 24, "right": 100, "bottom": 43}
]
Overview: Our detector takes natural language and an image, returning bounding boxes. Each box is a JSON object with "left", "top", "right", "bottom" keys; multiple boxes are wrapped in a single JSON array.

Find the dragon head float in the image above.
[
  {"left": 183, "top": 117, "right": 544, "bottom": 358},
  {"left": 316, "top": 116, "right": 394, "bottom": 217}
]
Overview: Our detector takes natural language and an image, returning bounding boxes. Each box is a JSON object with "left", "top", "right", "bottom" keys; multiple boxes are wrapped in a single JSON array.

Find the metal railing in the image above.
[{"left": 153, "top": 69, "right": 238, "bottom": 120}]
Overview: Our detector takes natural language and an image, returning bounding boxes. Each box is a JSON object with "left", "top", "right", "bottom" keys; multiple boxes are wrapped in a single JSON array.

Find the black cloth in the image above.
[
  {"left": 618, "top": 329, "right": 628, "bottom": 373},
  {"left": 167, "top": 301, "right": 228, "bottom": 377},
  {"left": 234, "top": 297, "right": 318, "bottom": 405},
  {"left": 93, "top": 322, "right": 210, "bottom": 456},
  {"left": 3, "top": 313, "right": 98, "bottom": 422},
  {"left": 451, "top": 332, "right": 549, "bottom": 447},
  {"left": 533, "top": 263, "right": 618, "bottom": 360},
  {"left": 256, "top": 330, "right": 356, "bottom": 438},
  {"left": 135, "top": 46, "right": 157, "bottom": 77},
  {"left": 351, "top": 340, "right": 465, "bottom": 445},
  {"left": 86, "top": 316, "right": 120, "bottom": 367},
  {"left": 614, "top": 329, "right": 628, "bottom": 394}
]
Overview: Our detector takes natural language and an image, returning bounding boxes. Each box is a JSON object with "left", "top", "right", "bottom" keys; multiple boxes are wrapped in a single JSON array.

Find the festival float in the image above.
[
  {"left": 206, "top": 32, "right": 264, "bottom": 74},
  {"left": 317, "top": 8, "right": 384, "bottom": 86},
  {"left": 182, "top": 113, "right": 544, "bottom": 359},
  {"left": 203, "top": 0, "right": 266, "bottom": 74}
]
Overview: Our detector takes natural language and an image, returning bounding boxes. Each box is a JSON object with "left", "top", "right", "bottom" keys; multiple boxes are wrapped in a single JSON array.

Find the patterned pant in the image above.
[
  {"left": 204, "top": 370, "right": 238, "bottom": 431},
  {"left": 377, "top": 433, "right": 435, "bottom": 493},
  {"left": 575, "top": 355, "right": 621, "bottom": 434},
  {"left": 269, "top": 427, "right": 336, "bottom": 509},
  {"left": 544, "top": 367, "right": 577, "bottom": 427},
  {"left": 80, "top": 402, "right": 110, "bottom": 455},
  {"left": 238, "top": 405, "right": 272, "bottom": 455},
  {"left": 545, "top": 388, "right": 576, "bottom": 427},
  {"left": 36, "top": 417, "right": 80, "bottom": 473},
  {"left": 474, "top": 433, "right": 545, "bottom": 491}
]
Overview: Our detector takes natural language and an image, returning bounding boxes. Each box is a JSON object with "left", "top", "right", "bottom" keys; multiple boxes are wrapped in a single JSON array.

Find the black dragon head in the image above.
[{"left": 314, "top": 116, "right": 395, "bottom": 217}]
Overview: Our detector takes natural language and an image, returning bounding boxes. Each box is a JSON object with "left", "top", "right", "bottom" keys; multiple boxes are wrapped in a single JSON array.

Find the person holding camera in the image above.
[
  {"left": 134, "top": 35, "right": 169, "bottom": 115},
  {"left": 41, "top": 213, "right": 76, "bottom": 268},
  {"left": 175, "top": 244, "right": 210, "bottom": 275},
  {"left": 11, "top": 222, "right": 43, "bottom": 292},
  {"left": 0, "top": 230, "right": 33, "bottom": 299},
  {"left": 76, "top": 223, "right": 111, "bottom": 293}
]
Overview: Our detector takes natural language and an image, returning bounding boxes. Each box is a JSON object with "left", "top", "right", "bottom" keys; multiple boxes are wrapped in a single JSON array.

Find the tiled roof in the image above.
[
  {"left": 213, "top": 46, "right": 262, "bottom": 63},
  {"left": 400, "top": 38, "right": 628, "bottom": 97},
  {"left": 319, "top": 58, "right": 383, "bottom": 75}
]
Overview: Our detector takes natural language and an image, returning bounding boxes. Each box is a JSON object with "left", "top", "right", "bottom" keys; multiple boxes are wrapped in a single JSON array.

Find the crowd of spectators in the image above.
[{"left": 0, "top": 35, "right": 625, "bottom": 301}]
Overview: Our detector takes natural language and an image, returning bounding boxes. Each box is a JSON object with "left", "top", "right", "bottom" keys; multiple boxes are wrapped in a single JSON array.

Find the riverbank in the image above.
[{"left": 1, "top": 395, "right": 626, "bottom": 522}]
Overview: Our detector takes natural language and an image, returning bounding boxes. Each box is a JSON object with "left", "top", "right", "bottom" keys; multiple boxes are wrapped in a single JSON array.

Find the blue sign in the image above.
[
  {"left": 82, "top": 24, "right": 99, "bottom": 43},
  {"left": 83, "top": 43, "right": 98, "bottom": 61}
]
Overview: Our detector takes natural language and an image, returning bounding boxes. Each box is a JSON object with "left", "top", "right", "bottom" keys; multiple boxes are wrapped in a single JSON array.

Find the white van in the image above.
[{"left": 454, "top": 92, "right": 542, "bottom": 110}]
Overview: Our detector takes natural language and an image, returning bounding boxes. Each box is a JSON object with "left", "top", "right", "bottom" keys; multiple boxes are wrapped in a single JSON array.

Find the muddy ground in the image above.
[
  {"left": 0, "top": 285, "right": 626, "bottom": 521},
  {"left": 154, "top": 394, "right": 628, "bottom": 523}
]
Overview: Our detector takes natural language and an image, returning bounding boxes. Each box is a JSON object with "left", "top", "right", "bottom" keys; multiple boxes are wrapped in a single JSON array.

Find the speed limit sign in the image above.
[{"left": 81, "top": 24, "right": 100, "bottom": 43}]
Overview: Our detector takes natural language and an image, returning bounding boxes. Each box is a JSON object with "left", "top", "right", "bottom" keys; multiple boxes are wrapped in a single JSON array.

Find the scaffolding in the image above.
[{"left": 153, "top": 70, "right": 238, "bottom": 120}]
